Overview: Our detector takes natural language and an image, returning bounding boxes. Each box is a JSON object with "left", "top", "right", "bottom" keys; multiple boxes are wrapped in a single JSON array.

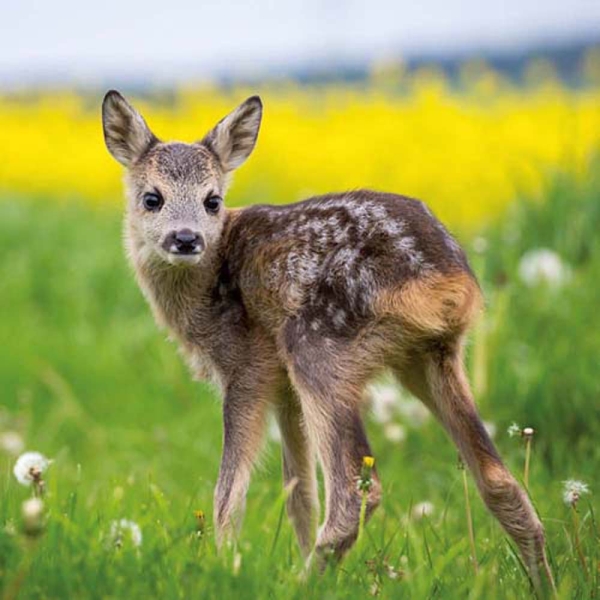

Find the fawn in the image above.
[{"left": 102, "top": 90, "right": 554, "bottom": 591}]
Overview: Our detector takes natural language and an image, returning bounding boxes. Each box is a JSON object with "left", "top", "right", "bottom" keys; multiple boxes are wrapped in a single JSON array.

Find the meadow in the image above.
[{"left": 1, "top": 63, "right": 599, "bottom": 598}]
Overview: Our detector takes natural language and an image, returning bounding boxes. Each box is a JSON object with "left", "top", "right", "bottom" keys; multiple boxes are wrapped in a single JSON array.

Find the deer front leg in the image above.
[
  {"left": 214, "top": 372, "right": 275, "bottom": 548},
  {"left": 308, "top": 403, "right": 381, "bottom": 563},
  {"left": 282, "top": 325, "right": 382, "bottom": 566}
]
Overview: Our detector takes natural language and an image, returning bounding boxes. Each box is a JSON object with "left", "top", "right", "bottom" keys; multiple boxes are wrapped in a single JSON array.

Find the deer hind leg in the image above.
[
  {"left": 274, "top": 384, "right": 320, "bottom": 557},
  {"left": 280, "top": 323, "right": 382, "bottom": 565},
  {"left": 395, "top": 344, "right": 554, "bottom": 593}
]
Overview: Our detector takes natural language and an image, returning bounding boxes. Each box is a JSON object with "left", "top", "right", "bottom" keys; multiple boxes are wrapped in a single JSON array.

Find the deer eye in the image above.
[
  {"left": 143, "top": 192, "right": 163, "bottom": 212},
  {"left": 204, "top": 195, "right": 222, "bottom": 214}
]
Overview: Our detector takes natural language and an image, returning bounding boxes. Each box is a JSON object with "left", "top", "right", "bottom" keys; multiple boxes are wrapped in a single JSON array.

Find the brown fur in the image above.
[
  {"left": 102, "top": 90, "right": 554, "bottom": 593},
  {"left": 374, "top": 271, "right": 483, "bottom": 336}
]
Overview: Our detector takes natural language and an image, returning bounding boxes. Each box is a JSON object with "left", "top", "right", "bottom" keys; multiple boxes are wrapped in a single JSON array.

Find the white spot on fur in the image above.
[
  {"left": 332, "top": 309, "right": 346, "bottom": 328},
  {"left": 380, "top": 220, "right": 404, "bottom": 237},
  {"left": 394, "top": 236, "right": 426, "bottom": 271},
  {"left": 369, "top": 204, "right": 388, "bottom": 221}
]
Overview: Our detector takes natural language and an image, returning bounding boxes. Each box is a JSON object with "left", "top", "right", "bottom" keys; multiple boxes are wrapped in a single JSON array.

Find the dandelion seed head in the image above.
[
  {"left": 507, "top": 422, "right": 521, "bottom": 438},
  {"left": 518, "top": 248, "right": 571, "bottom": 288},
  {"left": 385, "top": 564, "right": 401, "bottom": 580},
  {"left": 472, "top": 236, "right": 488, "bottom": 254},
  {"left": 21, "top": 497, "right": 45, "bottom": 535},
  {"left": 369, "top": 382, "right": 430, "bottom": 427},
  {"left": 3, "top": 520, "right": 17, "bottom": 537},
  {"left": 13, "top": 451, "right": 50, "bottom": 486},
  {"left": 522, "top": 426, "right": 534, "bottom": 437},
  {"left": 109, "top": 519, "right": 142, "bottom": 548},
  {"left": 411, "top": 501, "right": 435, "bottom": 521},
  {"left": 0, "top": 431, "right": 25, "bottom": 456},
  {"left": 22, "top": 497, "right": 44, "bottom": 519},
  {"left": 383, "top": 423, "right": 406, "bottom": 443},
  {"left": 397, "top": 397, "right": 430, "bottom": 427},
  {"left": 368, "top": 383, "right": 400, "bottom": 424},
  {"left": 562, "top": 479, "right": 590, "bottom": 507}
]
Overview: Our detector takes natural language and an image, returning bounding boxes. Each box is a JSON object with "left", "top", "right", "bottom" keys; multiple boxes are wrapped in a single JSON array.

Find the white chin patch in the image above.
[{"left": 166, "top": 253, "right": 202, "bottom": 267}]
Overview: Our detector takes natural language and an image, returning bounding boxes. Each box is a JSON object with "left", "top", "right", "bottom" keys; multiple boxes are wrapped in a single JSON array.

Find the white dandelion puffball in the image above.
[
  {"left": 369, "top": 383, "right": 400, "bottom": 424},
  {"left": 411, "top": 501, "right": 435, "bottom": 520},
  {"left": 507, "top": 422, "right": 521, "bottom": 438},
  {"left": 472, "top": 236, "right": 488, "bottom": 254},
  {"left": 384, "top": 423, "right": 406, "bottom": 443},
  {"left": 562, "top": 480, "right": 590, "bottom": 506},
  {"left": 110, "top": 519, "right": 143, "bottom": 548},
  {"left": 21, "top": 497, "right": 45, "bottom": 534},
  {"left": 0, "top": 431, "right": 25, "bottom": 456},
  {"left": 369, "top": 383, "right": 431, "bottom": 427},
  {"left": 22, "top": 497, "right": 44, "bottom": 519},
  {"left": 13, "top": 452, "right": 50, "bottom": 486},
  {"left": 397, "top": 398, "right": 430, "bottom": 427},
  {"left": 518, "top": 248, "right": 571, "bottom": 288}
]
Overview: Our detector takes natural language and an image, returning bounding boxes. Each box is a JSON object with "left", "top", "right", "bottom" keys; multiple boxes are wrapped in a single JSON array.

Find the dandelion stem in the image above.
[
  {"left": 524, "top": 436, "right": 532, "bottom": 490},
  {"left": 522, "top": 427, "right": 534, "bottom": 490},
  {"left": 462, "top": 467, "right": 479, "bottom": 574},
  {"left": 571, "top": 506, "right": 588, "bottom": 578},
  {"left": 358, "top": 489, "right": 368, "bottom": 543}
]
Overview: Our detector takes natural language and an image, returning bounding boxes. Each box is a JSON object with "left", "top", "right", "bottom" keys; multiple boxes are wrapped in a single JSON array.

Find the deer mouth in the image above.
[{"left": 165, "top": 249, "right": 203, "bottom": 266}]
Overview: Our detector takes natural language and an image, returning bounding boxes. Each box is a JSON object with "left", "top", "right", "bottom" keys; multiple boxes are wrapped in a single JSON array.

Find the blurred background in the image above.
[
  {"left": 2, "top": 0, "right": 600, "bottom": 226},
  {"left": 1, "top": 1, "right": 599, "bottom": 597}
]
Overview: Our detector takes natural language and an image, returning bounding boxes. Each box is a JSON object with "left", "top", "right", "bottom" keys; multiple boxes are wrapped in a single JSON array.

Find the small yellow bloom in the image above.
[
  {"left": 194, "top": 510, "right": 206, "bottom": 535},
  {"left": 358, "top": 456, "right": 375, "bottom": 492}
]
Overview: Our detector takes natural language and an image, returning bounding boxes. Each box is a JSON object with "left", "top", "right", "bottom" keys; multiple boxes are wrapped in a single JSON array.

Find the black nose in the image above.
[
  {"left": 175, "top": 229, "right": 199, "bottom": 246},
  {"left": 164, "top": 229, "right": 204, "bottom": 254}
]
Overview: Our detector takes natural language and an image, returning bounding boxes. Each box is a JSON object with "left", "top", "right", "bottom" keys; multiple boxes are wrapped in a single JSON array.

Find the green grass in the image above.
[{"left": 0, "top": 171, "right": 599, "bottom": 598}]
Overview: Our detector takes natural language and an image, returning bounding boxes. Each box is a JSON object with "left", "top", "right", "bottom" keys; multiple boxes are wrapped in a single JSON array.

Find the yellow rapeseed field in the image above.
[{"left": 1, "top": 64, "right": 599, "bottom": 230}]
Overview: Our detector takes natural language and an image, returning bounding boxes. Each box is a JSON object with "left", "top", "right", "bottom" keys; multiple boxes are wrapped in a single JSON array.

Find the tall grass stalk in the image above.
[
  {"left": 358, "top": 492, "right": 369, "bottom": 543},
  {"left": 571, "top": 506, "right": 588, "bottom": 578},
  {"left": 524, "top": 437, "right": 532, "bottom": 490},
  {"left": 461, "top": 465, "right": 479, "bottom": 574}
]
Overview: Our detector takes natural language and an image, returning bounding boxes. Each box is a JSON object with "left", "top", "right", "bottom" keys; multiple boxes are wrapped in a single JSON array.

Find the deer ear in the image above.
[
  {"left": 201, "top": 96, "right": 262, "bottom": 172},
  {"left": 102, "top": 90, "right": 158, "bottom": 167}
]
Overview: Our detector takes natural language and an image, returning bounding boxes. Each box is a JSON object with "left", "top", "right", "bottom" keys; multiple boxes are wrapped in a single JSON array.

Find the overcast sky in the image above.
[{"left": 2, "top": 0, "right": 600, "bottom": 84}]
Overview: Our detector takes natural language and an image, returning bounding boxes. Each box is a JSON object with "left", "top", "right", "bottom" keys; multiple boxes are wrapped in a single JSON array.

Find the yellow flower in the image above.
[
  {"left": 194, "top": 510, "right": 206, "bottom": 535},
  {"left": 0, "top": 69, "right": 598, "bottom": 235},
  {"left": 363, "top": 456, "right": 375, "bottom": 469}
]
